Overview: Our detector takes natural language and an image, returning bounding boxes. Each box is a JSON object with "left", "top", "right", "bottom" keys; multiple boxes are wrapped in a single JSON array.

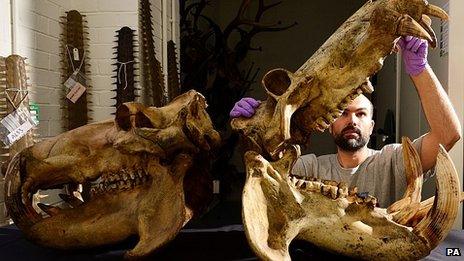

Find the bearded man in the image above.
[{"left": 229, "top": 36, "right": 461, "bottom": 207}]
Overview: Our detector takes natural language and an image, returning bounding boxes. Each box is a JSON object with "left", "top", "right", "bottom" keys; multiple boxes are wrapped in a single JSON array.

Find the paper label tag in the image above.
[
  {"left": 63, "top": 74, "right": 78, "bottom": 90},
  {"left": 0, "top": 104, "right": 37, "bottom": 146},
  {"left": 213, "top": 180, "right": 220, "bottom": 194},
  {"left": 73, "top": 47, "right": 80, "bottom": 61},
  {"left": 66, "top": 82, "right": 86, "bottom": 103},
  {"left": 63, "top": 71, "right": 86, "bottom": 103}
]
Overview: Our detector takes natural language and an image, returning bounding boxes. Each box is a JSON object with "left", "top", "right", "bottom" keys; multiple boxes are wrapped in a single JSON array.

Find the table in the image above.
[{"left": 0, "top": 225, "right": 462, "bottom": 260}]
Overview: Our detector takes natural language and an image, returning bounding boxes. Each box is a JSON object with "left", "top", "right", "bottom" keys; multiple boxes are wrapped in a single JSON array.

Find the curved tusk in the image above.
[
  {"left": 425, "top": 4, "right": 449, "bottom": 21},
  {"left": 420, "top": 15, "right": 438, "bottom": 48},
  {"left": 413, "top": 145, "right": 460, "bottom": 249},
  {"left": 387, "top": 137, "right": 423, "bottom": 215},
  {"left": 397, "top": 15, "right": 433, "bottom": 44}
]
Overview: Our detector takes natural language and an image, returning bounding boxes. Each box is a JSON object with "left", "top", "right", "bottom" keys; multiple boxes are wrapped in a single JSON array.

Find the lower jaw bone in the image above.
[{"left": 242, "top": 138, "right": 462, "bottom": 260}]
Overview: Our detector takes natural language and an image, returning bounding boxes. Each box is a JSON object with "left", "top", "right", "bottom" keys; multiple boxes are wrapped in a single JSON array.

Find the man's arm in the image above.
[{"left": 411, "top": 66, "right": 461, "bottom": 171}]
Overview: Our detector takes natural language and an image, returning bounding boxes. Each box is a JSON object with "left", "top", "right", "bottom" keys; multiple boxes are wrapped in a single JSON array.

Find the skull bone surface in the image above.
[
  {"left": 231, "top": 0, "right": 449, "bottom": 159},
  {"left": 4, "top": 90, "right": 220, "bottom": 259},
  {"left": 232, "top": 0, "right": 462, "bottom": 260},
  {"left": 242, "top": 138, "right": 463, "bottom": 260}
]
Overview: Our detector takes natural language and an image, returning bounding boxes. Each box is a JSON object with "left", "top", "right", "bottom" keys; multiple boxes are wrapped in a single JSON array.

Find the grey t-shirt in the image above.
[{"left": 291, "top": 135, "right": 435, "bottom": 208}]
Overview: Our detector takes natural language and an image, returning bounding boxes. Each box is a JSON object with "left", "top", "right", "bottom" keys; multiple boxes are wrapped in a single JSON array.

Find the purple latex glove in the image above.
[
  {"left": 229, "top": 97, "right": 261, "bottom": 118},
  {"left": 397, "top": 36, "right": 428, "bottom": 76}
]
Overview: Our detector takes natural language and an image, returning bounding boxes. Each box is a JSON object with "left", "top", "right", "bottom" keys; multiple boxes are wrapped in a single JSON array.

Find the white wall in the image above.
[
  {"left": 70, "top": 0, "right": 180, "bottom": 122},
  {"left": 12, "top": 0, "right": 71, "bottom": 137},
  {"left": 71, "top": 0, "right": 140, "bottom": 121},
  {"left": 0, "top": 0, "right": 179, "bottom": 212},
  {"left": 7, "top": 0, "right": 179, "bottom": 135},
  {"left": 0, "top": 0, "right": 12, "bottom": 56}
]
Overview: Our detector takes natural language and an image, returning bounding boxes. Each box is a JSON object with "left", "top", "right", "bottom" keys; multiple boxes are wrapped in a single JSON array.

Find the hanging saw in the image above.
[
  {"left": 60, "top": 10, "right": 91, "bottom": 131},
  {"left": 139, "top": 0, "right": 165, "bottom": 107},
  {"left": 112, "top": 26, "right": 139, "bottom": 110}
]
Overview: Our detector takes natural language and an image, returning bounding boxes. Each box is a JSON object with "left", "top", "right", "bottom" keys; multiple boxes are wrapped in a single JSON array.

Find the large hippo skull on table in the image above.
[{"left": 4, "top": 90, "right": 220, "bottom": 259}]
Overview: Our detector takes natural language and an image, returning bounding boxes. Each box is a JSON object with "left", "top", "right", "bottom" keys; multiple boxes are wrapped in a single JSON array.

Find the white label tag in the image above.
[
  {"left": 7, "top": 121, "right": 33, "bottom": 143},
  {"left": 66, "top": 82, "right": 86, "bottom": 103},
  {"left": 73, "top": 47, "right": 80, "bottom": 61},
  {"left": 213, "top": 180, "right": 220, "bottom": 194},
  {"left": 0, "top": 104, "right": 37, "bottom": 146},
  {"left": 63, "top": 74, "right": 78, "bottom": 90}
]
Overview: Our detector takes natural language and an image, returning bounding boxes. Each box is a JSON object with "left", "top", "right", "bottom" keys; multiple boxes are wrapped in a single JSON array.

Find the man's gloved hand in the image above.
[
  {"left": 229, "top": 97, "right": 261, "bottom": 118},
  {"left": 397, "top": 36, "right": 429, "bottom": 76}
]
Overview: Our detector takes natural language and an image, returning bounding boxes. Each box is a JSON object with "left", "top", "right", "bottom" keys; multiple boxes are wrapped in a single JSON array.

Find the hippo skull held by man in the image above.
[
  {"left": 232, "top": 0, "right": 463, "bottom": 260},
  {"left": 4, "top": 90, "right": 221, "bottom": 259}
]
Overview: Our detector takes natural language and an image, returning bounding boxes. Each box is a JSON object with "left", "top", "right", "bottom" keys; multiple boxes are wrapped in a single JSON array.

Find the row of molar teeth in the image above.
[
  {"left": 90, "top": 168, "right": 150, "bottom": 196},
  {"left": 289, "top": 175, "right": 348, "bottom": 200}
]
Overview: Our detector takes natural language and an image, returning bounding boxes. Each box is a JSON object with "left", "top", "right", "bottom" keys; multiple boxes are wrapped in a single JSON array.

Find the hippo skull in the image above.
[{"left": 4, "top": 90, "right": 221, "bottom": 258}]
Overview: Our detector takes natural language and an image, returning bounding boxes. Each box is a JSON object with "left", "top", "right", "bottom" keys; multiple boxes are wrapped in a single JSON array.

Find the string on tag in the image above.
[
  {"left": 66, "top": 44, "right": 86, "bottom": 75},
  {"left": 116, "top": 60, "right": 135, "bottom": 90},
  {"left": 5, "top": 88, "right": 29, "bottom": 111}
]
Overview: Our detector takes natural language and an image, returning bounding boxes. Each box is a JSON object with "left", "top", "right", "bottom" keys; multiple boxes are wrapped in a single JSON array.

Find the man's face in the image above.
[{"left": 329, "top": 95, "right": 374, "bottom": 152}]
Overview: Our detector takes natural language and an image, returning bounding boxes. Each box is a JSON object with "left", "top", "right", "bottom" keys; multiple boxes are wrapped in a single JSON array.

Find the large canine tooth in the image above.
[
  {"left": 413, "top": 145, "right": 460, "bottom": 249},
  {"left": 387, "top": 138, "right": 423, "bottom": 214},
  {"left": 425, "top": 4, "right": 449, "bottom": 20},
  {"left": 412, "top": 192, "right": 464, "bottom": 227},
  {"left": 37, "top": 203, "right": 60, "bottom": 216},
  {"left": 397, "top": 14, "right": 433, "bottom": 44},
  {"left": 420, "top": 15, "right": 437, "bottom": 48},
  {"left": 59, "top": 193, "right": 83, "bottom": 208},
  {"left": 393, "top": 203, "right": 420, "bottom": 225}
]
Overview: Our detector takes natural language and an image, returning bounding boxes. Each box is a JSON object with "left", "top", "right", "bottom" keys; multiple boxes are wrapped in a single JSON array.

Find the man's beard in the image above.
[{"left": 333, "top": 125, "right": 369, "bottom": 152}]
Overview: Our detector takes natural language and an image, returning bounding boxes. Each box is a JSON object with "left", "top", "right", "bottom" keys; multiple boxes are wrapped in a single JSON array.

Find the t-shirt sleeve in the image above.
[{"left": 291, "top": 154, "right": 317, "bottom": 177}]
